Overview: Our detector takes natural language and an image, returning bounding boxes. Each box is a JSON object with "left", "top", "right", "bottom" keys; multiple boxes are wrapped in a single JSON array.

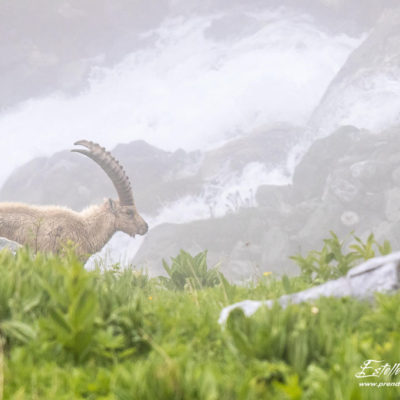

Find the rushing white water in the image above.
[
  {"left": 0, "top": 8, "right": 362, "bottom": 187},
  {"left": 151, "top": 162, "right": 289, "bottom": 225},
  {"left": 0, "top": 6, "right": 368, "bottom": 267}
]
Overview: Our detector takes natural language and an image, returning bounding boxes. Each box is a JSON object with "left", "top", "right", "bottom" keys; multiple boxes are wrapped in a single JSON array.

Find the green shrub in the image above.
[
  {"left": 291, "top": 232, "right": 392, "bottom": 284},
  {"left": 159, "top": 250, "right": 223, "bottom": 291}
]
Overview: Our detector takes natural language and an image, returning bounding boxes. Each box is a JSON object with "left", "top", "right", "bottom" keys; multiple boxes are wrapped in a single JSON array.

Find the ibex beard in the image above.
[{"left": 0, "top": 140, "right": 148, "bottom": 260}]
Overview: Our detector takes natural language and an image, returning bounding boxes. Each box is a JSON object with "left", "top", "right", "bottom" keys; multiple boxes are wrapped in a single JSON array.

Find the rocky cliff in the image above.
[{"left": 2, "top": 125, "right": 400, "bottom": 281}]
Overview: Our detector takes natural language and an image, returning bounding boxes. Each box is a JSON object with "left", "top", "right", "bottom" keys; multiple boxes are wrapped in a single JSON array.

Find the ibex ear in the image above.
[{"left": 108, "top": 199, "right": 117, "bottom": 212}]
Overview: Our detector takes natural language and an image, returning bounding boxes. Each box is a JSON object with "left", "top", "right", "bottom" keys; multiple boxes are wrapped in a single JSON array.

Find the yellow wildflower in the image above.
[{"left": 311, "top": 306, "right": 319, "bottom": 315}]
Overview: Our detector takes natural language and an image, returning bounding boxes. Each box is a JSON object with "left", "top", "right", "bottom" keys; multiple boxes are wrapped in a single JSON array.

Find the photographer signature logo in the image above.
[{"left": 355, "top": 360, "right": 400, "bottom": 378}]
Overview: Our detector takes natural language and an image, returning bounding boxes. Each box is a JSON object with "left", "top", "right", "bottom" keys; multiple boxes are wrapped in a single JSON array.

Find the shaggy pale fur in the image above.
[{"left": 0, "top": 200, "right": 148, "bottom": 259}]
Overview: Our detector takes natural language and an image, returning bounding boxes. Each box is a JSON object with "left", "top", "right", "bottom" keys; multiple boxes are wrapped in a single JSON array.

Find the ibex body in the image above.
[{"left": 0, "top": 141, "right": 148, "bottom": 258}]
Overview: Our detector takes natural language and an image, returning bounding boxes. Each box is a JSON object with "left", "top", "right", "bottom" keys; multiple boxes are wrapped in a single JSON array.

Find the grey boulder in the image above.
[
  {"left": 0, "top": 237, "right": 22, "bottom": 253},
  {"left": 219, "top": 252, "right": 400, "bottom": 324}
]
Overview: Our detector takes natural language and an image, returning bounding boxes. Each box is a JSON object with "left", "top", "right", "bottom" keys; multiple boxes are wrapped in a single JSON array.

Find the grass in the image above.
[{"left": 0, "top": 233, "right": 399, "bottom": 399}]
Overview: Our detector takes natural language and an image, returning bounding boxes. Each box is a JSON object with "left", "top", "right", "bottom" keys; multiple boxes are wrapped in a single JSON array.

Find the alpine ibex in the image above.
[{"left": 0, "top": 140, "right": 148, "bottom": 258}]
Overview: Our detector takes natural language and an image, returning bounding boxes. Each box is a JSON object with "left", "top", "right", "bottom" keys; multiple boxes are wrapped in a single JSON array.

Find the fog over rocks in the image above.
[
  {"left": 0, "top": 0, "right": 393, "bottom": 111},
  {"left": 0, "top": 0, "right": 168, "bottom": 109},
  {"left": 309, "top": 4, "right": 400, "bottom": 136},
  {"left": 1, "top": 1, "right": 400, "bottom": 280},
  {"left": 3, "top": 125, "right": 400, "bottom": 281}
]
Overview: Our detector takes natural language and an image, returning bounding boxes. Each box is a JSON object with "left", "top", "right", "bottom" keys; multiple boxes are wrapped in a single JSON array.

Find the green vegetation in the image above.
[
  {"left": 160, "top": 250, "right": 224, "bottom": 290},
  {"left": 0, "top": 234, "right": 399, "bottom": 399},
  {"left": 290, "top": 231, "right": 392, "bottom": 284}
]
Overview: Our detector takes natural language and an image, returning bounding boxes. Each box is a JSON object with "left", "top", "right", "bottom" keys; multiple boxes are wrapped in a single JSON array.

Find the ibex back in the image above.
[{"left": 0, "top": 140, "right": 148, "bottom": 258}]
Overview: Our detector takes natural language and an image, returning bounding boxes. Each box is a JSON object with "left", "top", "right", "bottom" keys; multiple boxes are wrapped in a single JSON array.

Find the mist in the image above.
[
  {"left": 0, "top": 6, "right": 362, "bottom": 186},
  {"left": 1, "top": 0, "right": 400, "bottom": 279}
]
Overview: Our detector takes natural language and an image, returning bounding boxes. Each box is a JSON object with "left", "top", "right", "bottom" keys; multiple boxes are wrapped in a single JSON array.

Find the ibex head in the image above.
[{"left": 72, "top": 140, "right": 148, "bottom": 238}]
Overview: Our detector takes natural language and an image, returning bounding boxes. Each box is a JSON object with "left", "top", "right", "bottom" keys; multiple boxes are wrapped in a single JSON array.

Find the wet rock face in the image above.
[
  {"left": 200, "top": 126, "right": 301, "bottom": 180},
  {"left": 3, "top": 124, "right": 400, "bottom": 282},
  {"left": 309, "top": 4, "right": 400, "bottom": 135},
  {"left": 385, "top": 188, "right": 400, "bottom": 222},
  {"left": 289, "top": 125, "right": 400, "bottom": 251},
  {"left": 130, "top": 125, "right": 400, "bottom": 281},
  {"left": 292, "top": 127, "right": 364, "bottom": 201},
  {"left": 325, "top": 175, "right": 359, "bottom": 203}
]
